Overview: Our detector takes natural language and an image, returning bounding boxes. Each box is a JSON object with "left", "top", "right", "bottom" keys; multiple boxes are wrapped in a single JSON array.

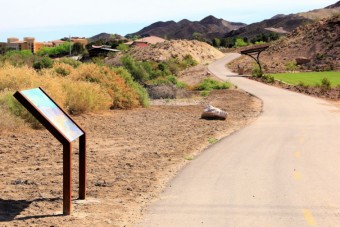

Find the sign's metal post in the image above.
[
  {"left": 63, "top": 142, "right": 72, "bottom": 215},
  {"left": 79, "top": 133, "right": 86, "bottom": 200},
  {"left": 13, "top": 87, "right": 86, "bottom": 216}
]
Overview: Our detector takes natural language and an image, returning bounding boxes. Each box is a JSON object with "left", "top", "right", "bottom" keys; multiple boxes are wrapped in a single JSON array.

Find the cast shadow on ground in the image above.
[{"left": 0, "top": 198, "right": 63, "bottom": 222}]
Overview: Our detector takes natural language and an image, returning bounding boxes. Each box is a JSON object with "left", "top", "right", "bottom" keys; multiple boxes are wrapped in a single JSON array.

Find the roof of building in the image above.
[{"left": 52, "top": 40, "right": 65, "bottom": 43}]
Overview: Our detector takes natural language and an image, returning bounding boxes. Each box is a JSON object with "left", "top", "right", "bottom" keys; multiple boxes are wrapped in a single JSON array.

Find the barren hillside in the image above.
[
  {"left": 107, "top": 40, "right": 224, "bottom": 65},
  {"left": 229, "top": 15, "right": 340, "bottom": 73}
]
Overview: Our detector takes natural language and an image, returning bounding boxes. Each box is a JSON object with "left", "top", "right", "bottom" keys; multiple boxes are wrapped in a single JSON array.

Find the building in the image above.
[
  {"left": 1, "top": 37, "right": 88, "bottom": 54},
  {"left": 88, "top": 45, "right": 119, "bottom": 57}
]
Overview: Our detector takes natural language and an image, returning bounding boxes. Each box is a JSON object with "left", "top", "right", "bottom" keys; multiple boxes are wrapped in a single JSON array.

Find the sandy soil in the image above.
[{"left": 0, "top": 89, "right": 262, "bottom": 227}]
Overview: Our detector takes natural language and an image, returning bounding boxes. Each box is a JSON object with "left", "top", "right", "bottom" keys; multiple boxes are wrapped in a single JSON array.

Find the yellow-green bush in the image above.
[{"left": 63, "top": 81, "right": 111, "bottom": 115}]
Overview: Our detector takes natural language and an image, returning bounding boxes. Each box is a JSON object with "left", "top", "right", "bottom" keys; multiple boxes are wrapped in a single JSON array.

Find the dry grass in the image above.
[{"left": 0, "top": 62, "right": 146, "bottom": 132}]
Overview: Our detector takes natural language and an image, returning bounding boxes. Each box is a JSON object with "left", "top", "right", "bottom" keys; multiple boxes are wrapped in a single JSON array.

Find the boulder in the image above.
[
  {"left": 295, "top": 57, "right": 311, "bottom": 65},
  {"left": 201, "top": 105, "right": 227, "bottom": 120}
]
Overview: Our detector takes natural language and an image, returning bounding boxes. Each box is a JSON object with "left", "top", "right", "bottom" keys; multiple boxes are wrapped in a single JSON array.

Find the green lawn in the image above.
[{"left": 271, "top": 71, "right": 340, "bottom": 87}]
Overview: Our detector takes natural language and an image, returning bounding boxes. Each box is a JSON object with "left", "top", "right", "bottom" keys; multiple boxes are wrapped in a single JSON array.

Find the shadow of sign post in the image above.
[{"left": 14, "top": 87, "right": 86, "bottom": 215}]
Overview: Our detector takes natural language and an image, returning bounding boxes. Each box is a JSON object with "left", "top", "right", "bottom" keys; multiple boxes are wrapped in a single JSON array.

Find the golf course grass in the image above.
[{"left": 272, "top": 71, "right": 340, "bottom": 87}]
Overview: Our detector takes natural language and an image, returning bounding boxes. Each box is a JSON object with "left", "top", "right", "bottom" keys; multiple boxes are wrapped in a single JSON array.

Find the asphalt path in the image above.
[{"left": 138, "top": 54, "right": 340, "bottom": 226}]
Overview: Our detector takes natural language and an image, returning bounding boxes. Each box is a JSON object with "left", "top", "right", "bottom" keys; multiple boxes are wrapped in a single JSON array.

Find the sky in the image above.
[{"left": 0, "top": 0, "right": 336, "bottom": 42}]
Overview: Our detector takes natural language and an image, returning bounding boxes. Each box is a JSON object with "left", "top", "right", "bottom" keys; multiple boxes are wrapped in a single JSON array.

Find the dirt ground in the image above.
[{"left": 0, "top": 87, "right": 262, "bottom": 227}]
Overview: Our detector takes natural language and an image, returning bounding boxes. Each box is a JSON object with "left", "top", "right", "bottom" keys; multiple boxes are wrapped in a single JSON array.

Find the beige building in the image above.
[{"left": 2, "top": 37, "right": 88, "bottom": 53}]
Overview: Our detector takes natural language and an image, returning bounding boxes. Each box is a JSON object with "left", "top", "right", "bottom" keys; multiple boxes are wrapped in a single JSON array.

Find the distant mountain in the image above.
[
  {"left": 224, "top": 2, "right": 340, "bottom": 40},
  {"left": 325, "top": 0, "right": 340, "bottom": 9},
  {"left": 88, "top": 33, "right": 125, "bottom": 43},
  {"left": 126, "top": 15, "right": 246, "bottom": 41}
]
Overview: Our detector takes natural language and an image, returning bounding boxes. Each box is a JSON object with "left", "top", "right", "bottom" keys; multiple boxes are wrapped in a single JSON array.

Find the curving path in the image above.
[{"left": 138, "top": 54, "right": 340, "bottom": 226}]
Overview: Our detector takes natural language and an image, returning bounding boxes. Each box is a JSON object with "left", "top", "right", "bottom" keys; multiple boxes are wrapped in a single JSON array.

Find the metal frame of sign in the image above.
[{"left": 14, "top": 87, "right": 86, "bottom": 215}]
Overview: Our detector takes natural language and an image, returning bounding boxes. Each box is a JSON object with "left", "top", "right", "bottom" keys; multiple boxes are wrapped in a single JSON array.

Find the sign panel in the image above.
[{"left": 20, "top": 88, "right": 84, "bottom": 142}]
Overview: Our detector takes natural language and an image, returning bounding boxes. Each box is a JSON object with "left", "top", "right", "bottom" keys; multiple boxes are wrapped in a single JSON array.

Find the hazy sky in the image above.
[{"left": 0, "top": 0, "right": 336, "bottom": 41}]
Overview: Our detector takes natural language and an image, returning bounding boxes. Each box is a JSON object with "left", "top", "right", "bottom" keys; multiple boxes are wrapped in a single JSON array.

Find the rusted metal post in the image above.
[
  {"left": 63, "top": 143, "right": 72, "bottom": 215},
  {"left": 79, "top": 134, "right": 86, "bottom": 199}
]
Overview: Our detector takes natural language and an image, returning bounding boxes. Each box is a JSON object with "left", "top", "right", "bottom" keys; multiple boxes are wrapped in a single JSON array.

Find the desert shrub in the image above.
[
  {"left": 55, "top": 67, "right": 70, "bottom": 76},
  {"left": 316, "top": 53, "right": 325, "bottom": 60},
  {"left": 252, "top": 65, "right": 263, "bottom": 77},
  {"left": 58, "top": 57, "right": 81, "bottom": 68},
  {"left": 200, "top": 90, "right": 210, "bottom": 97},
  {"left": 180, "top": 54, "right": 198, "bottom": 68},
  {"left": 285, "top": 61, "right": 297, "bottom": 72},
  {"left": 0, "top": 90, "right": 42, "bottom": 129},
  {"left": 0, "top": 50, "right": 34, "bottom": 67},
  {"left": 320, "top": 77, "right": 331, "bottom": 91},
  {"left": 298, "top": 81, "right": 309, "bottom": 88},
  {"left": 196, "top": 78, "right": 231, "bottom": 91},
  {"left": 63, "top": 81, "right": 111, "bottom": 115},
  {"left": 33, "top": 57, "right": 54, "bottom": 70},
  {"left": 0, "top": 104, "right": 27, "bottom": 133},
  {"left": 121, "top": 55, "right": 150, "bottom": 83},
  {"left": 116, "top": 43, "right": 129, "bottom": 51},
  {"left": 53, "top": 62, "right": 74, "bottom": 76},
  {"left": 263, "top": 74, "right": 275, "bottom": 83},
  {"left": 71, "top": 64, "right": 148, "bottom": 108},
  {"left": 112, "top": 67, "right": 149, "bottom": 107},
  {"left": 164, "top": 58, "right": 181, "bottom": 75}
]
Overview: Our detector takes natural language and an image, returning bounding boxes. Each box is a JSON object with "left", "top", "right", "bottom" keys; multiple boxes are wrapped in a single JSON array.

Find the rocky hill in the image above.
[
  {"left": 224, "top": 1, "right": 340, "bottom": 40},
  {"left": 126, "top": 15, "right": 246, "bottom": 41},
  {"left": 88, "top": 33, "right": 126, "bottom": 43},
  {"left": 229, "top": 15, "right": 340, "bottom": 73}
]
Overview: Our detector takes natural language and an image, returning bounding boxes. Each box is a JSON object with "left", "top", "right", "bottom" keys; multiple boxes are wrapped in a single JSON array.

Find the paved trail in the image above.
[{"left": 138, "top": 54, "right": 340, "bottom": 226}]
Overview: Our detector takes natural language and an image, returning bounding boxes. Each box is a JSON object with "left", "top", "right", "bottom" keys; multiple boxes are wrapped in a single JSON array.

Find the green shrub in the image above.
[
  {"left": 58, "top": 57, "right": 81, "bottom": 68},
  {"left": 121, "top": 55, "right": 150, "bottom": 83},
  {"left": 55, "top": 67, "right": 71, "bottom": 76},
  {"left": 196, "top": 78, "right": 231, "bottom": 91},
  {"left": 234, "top": 38, "right": 248, "bottom": 48},
  {"left": 33, "top": 57, "right": 54, "bottom": 70},
  {"left": 252, "top": 65, "right": 263, "bottom": 77},
  {"left": 200, "top": 90, "right": 210, "bottom": 97},
  {"left": 116, "top": 43, "right": 129, "bottom": 51},
  {"left": 181, "top": 54, "right": 198, "bottom": 68},
  {"left": 36, "top": 42, "right": 72, "bottom": 57},
  {"left": 0, "top": 50, "right": 34, "bottom": 67},
  {"left": 63, "top": 81, "right": 111, "bottom": 115},
  {"left": 285, "top": 61, "right": 297, "bottom": 72},
  {"left": 298, "top": 81, "right": 309, "bottom": 88},
  {"left": 320, "top": 77, "right": 331, "bottom": 90},
  {"left": 263, "top": 75, "right": 275, "bottom": 83},
  {"left": 111, "top": 67, "right": 149, "bottom": 107}
]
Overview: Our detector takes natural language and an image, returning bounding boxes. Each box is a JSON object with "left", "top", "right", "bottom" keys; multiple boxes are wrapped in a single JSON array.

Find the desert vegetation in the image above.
[
  {"left": 0, "top": 43, "right": 230, "bottom": 133},
  {"left": 0, "top": 51, "right": 150, "bottom": 132}
]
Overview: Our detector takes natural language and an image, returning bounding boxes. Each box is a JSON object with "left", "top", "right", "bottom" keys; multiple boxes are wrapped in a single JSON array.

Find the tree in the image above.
[
  {"left": 72, "top": 42, "right": 85, "bottom": 55},
  {"left": 234, "top": 38, "right": 248, "bottom": 47},
  {"left": 192, "top": 32, "right": 203, "bottom": 41},
  {"left": 212, "top": 38, "right": 221, "bottom": 47},
  {"left": 33, "top": 57, "right": 54, "bottom": 70}
]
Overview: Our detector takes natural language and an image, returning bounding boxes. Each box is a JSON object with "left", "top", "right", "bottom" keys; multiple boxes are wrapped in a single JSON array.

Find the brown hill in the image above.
[
  {"left": 229, "top": 15, "right": 340, "bottom": 73},
  {"left": 107, "top": 40, "right": 224, "bottom": 65},
  {"left": 88, "top": 33, "right": 126, "bottom": 43},
  {"left": 225, "top": 2, "right": 339, "bottom": 40},
  {"left": 126, "top": 15, "right": 246, "bottom": 41}
]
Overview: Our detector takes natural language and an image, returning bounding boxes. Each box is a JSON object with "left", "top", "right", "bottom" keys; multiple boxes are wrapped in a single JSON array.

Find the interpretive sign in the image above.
[
  {"left": 20, "top": 88, "right": 83, "bottom": 142},
  {"left": 14, "top": 87, "right": 86, "bottom": 215}
]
